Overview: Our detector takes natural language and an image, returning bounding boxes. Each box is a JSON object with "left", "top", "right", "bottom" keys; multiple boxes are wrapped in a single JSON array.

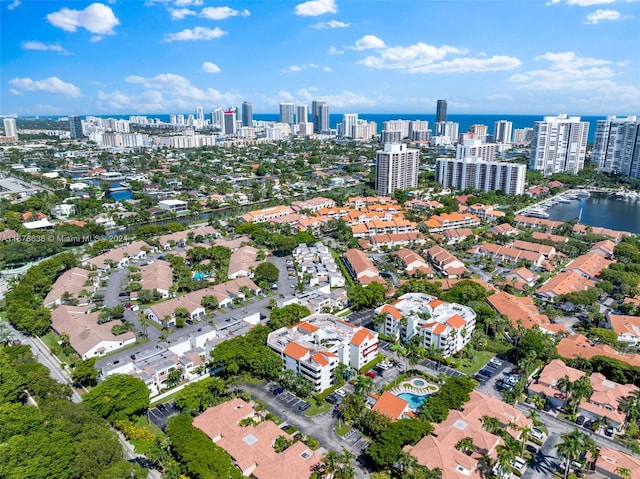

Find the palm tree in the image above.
[
  {"left": 495, "top": 444, "right": 517, "bottom": 478},
  {"left": 557, "top": 428, "right": 589, "bottom": 479},
  {"left": 518, "top": 424, "right": 532, "bottom": 457},
  {"left": 354, "top": 374, "right": 374, "bottom": 397},
  {"left": 614, "top": 467, "right": 632, "bottom": 479},
  {"left": 570, "top": 376, "right": 593, "bottom": 415},
  {"left": 620, "top": 390, "right": 640, "bottom": 430},
  {"left": 527, "top": 409, "right": 541, "bottom": 427},
  {"left": 482, "top": 415, "right": 502, "bottom": 435},
  {"left": 455, "top": 437, "right": 475, "bottom": 455}
]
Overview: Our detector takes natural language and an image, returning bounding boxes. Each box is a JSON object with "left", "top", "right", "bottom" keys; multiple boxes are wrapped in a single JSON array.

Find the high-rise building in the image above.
[
  {"left": 69, "top": 115, "right": 84, "bottom": 139},
  {"left": 434, "top": 121, "right": 459, "bottom": 141},
  {"left": 513, "top": 128, "right": 533, "bottom": 144},
  {"left": 196, "top": 107, "right": 205, "bottom": 127},
  {"left": 593, "top": 116, "right": 640, "bottom": 178},
  {"left": 340, "top": 114, "right": 358, "bottom": 137},
  {"left": 279, "top": 102, "right": 295, "bottom": 125},
  {"left": 312, "top": 100, "right": 329, "bottom": 132},
  {"left": 353, "top": 120, "right": 377, "bottom": 140},
  {"left": 436, "top": 100, "right": 447, "bottom": 123},
  {"left": 494, "top": 120, "right": 513, "bottom": 144},
  {"left": 381, "top": 130, "right": 402, "bottom": 144},
  {"left": 409, "top": 120, "right": 429, "bottom": 141},
  {"left": 241, "top": 102, "right": 253, "bottom": 127},
  {"left": 456, "top": 135, "right": 496, "bottom": 162},
  {"left": 383, "top": 120, "right": 410, "bottom": 138},
  {"left": 529, "top": 114, "right": 589, "bottom": 175},
  {"left": 296, "top": 105, "right": 308, "bottom": 125},
  {"left": 375, "top": 143, "right": 419, "bottom": 196},
  {"left": 435, "top": 157, "right": 526, "bottom": 195},
  {"left": 469, "top": 124, "right": 488, "bottom": 142},
  {"left": 2, "top": 118, "right": 17, "bottom": 139},
  {"left": 223, "top": 109, "right": 236, "bottom": 135}
]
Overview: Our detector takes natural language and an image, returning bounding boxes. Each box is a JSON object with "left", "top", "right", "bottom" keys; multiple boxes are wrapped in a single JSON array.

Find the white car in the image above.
[
  {"left": 530, "top": 428, "right": 545, "bottom": 441},
  {"left": 511, "top": 456, "right": 527, "bottom": 472},
  {"left": 336, "top": 388, "right": 346, "bottom": 397}
]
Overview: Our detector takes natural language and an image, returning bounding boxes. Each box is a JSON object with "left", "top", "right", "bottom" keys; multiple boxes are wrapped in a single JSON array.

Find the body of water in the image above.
[
  {"left": 546, "top": 194, "right": 640, "bottom": 233},
  {"left": 397, "top": 392, "right": 430, "bottom": 409}
]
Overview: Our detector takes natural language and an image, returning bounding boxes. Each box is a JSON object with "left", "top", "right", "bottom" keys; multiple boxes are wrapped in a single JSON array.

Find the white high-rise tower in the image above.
[
  {"left": 375, "top": 143, "right": 419, "bottom": 196},
  {"left": 529, "top": 114, "right": 589, "bottom": 176}
]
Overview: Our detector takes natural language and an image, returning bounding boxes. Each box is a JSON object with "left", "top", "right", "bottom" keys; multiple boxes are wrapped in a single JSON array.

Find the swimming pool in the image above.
[
  {"left": 193, "top": 272, "right": 210, "bottom": 280},
  {"left": 412, "top": 379, "right": 426, "bottom": 387},
  {"left": 398, "top": 392, "right": 430, "bottom": 409}
]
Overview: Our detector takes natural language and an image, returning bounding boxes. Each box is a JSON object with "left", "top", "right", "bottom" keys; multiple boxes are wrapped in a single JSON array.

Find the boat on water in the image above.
[
  {"left": 563, "top": 193, "right": 578, "bottom": 200},
  {"left": 575, "top": 190, "right": 591, "bottom": 199},
  {"left": 557, "top": 197, "right": 571, "bottom": 204},
  {"left": 523, "top": 207, "right": 550, "bottom": 219}
]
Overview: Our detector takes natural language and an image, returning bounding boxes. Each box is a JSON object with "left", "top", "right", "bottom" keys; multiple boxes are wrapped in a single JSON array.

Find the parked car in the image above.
[
  {"left": 583, "top": 419, "right": 595, "bottom": 430},
  {"left": 335, "top": 388, "right": 346, "bottom": 397},
  {"left": 365, "top": 371, "right": 377, "bottom": 379},
  {"left": 605, "top": 427, "right": 615, "bottom": 437},
  {"left": 298, "top": 402, "right": 311, "bottom": 412},
  {"left": 488, "top": 358, "right": 503, "bottom": 368},
  {"left": 576, "top": 415, "right": 586, "bottom": 426},
  {"left": 479, "top": 369, "right": 494, "bottom": 378},
  {"left": 526, "top": 444, "right": 538, "bottom": 455},
  {"left": 530, "top": 428, "right": 545, "bottom": 441},
  {"left": 273, "top": 387, "right": 285, "bottom": 396}
]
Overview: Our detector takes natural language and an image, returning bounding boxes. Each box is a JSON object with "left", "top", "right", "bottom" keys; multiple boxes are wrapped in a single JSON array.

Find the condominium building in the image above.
[
  {"left": 3, "top": 118, "right": 17, "bottom": 139},
  {"left": 241, "top": 101, "right": 253, "bottom": 127},
  {"left": 513, "top": 127, "right": 533, "bottom": 144},
  {"left": 592, "top": 116, "right": 640, "bottom": 178},
  {"left": 353, "top": 120, "right": 377, "bottom": 140},
  {"left": 435, "top": 157, "right": 526, "bottom": 195},
  {"left": 469, "top": 124, "right": 488, "bottom": 142},
  {"left": 279, "top": 102, "right": 295, "bottom": 125},
  {"left": 223, "top": 109, "right": 236, "bottom": 135},
  {"left": 69, "top": 115, "right": 84, "bottom": 139},
  {"left": 409, "top": 120, "right": 429, "bottom": 141},
  {"left": 529, "top": 114, "right": 589, "bottom": 175},
  {"left": 456, "top": 135, "right": 496, "bottom": 162},
  {"left": 296, "top": 104, "right": 308, "bottom": 125},
  {"left": 383, "top": 120, "right": 410, "bottom": 138},
  {"left": 375, "top": 293, "right": 476, "bottom": 357},
  {"left": 375, "top": 143, "right": 419, "bottom": 195},
  {"left": 433, "top": 121, "right": 459, "bottom": 142},
  {"left": 339, "top": 114, "right": 358, "bottom": 137},
  {"left": 267, "top": 314, "right": 379, "bottom": 391},
  {"left": 312, "top": 100, "right": 329, "bottom": 132},
  {"left": 494, "top": 120, "right": 513, "bottom": 144},
  {"left": 436, "top": 99, "right": 447, "bottom": 123}
]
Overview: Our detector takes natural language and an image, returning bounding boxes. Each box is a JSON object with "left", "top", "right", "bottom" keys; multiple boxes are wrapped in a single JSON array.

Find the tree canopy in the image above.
[{"left": 82, "top": 374, "right": 150, "bottom": 422}]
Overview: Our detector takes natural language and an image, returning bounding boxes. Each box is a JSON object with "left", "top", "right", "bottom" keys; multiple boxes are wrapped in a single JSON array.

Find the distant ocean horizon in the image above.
[{"left": 41, "top": 112, "right": 611, "bottom": 143}]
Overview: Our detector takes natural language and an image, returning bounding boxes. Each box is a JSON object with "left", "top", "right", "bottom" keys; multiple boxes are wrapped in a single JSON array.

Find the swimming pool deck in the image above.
[{"left": 391, "top": 378, "right": 439, "bottom": 396}]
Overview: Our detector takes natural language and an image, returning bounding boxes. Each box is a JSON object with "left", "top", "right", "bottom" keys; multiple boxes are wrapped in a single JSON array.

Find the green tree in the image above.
[
  {"left": 71, "top": 358, "right": 99, "bottom": 387},
  {"left": 82, "top": 375, "right": 150, "bottom": 422},
  {"left": 174, "top": 377, "right": 226, "bottom": 415},
  {"left": 254, "top": 261, "right": 280, "bottom": 284},
  {"left": 557, "top": 428, "right": 589, "bottom": 479},
  {"left": 269, "top": 304, "right": 311, "bottom": 329}
]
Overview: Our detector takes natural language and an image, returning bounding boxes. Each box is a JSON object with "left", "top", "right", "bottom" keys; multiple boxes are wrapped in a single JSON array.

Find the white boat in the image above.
[
  {"left": 524, "top": 207, "right": 550, "bottom": 219},
  {"left": 563, "top": 193, "right": 578, "bottom": 200},
  {"left": 558, "top": 197, "right": 571, "bottom": 204},
  {"left": 575, "top": 191, "right": 591, "bottom": 199}
]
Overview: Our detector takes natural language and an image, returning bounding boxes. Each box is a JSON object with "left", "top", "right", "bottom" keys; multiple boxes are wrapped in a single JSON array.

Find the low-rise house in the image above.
[
  {"left": 531, "top": 231, "right": 569, "bottom": 244},
  {"left": 503, "top": 267, "right": 539, "bottom": 290},
  {"left": 50, "top": 204, "right": 76, "bottom": 219},
  {"left": 424, "top": 212, "right": 481, "bottom": 233},
  {"left": 371, "top": 391, "right": 411, "bottom": 421},
  {"left": 292, "top": 243, "right": 345, "bottom": 288},
  {"left": 490, "top": 223, "right": 521, "bottom": 236},
  {"left": 470, "top": 243, "right": 544, "bottom": 268},
  {"left": 487, "top": 292, "right": 551, "bottom": 330},
  {"left": 527, "top": 359, "right": 585, "bottom": 408},
  {"left": 267, "top": 313, "right": 379, "bottom": 392},
  {"left": 291, "top": 196, "right": 336, "bottom": 213},
  {"left": 367, "top": 232, "right": 426, "bottom": 250},
  {"left": 241, "top": 205, "right": 293, "bottom": 223},
  {"left": 158, "top": 199, "right": 188, "bottom": 213},
  {"left": 44, "top": 267, "right": 93, "bottom": 307},
  {"left": 606, "top": 313, "right": 640, "bottom": 347},
  {"left": 557, "top": 333, "right": 640, "bottom": 368},
  {"left": 375, "top": 293, "right": 476, "bottom": 357},
  {"left": 514, "top": 215, "right": 563, "bottom": 231},
  {"left": 343, "top": 248, "right": 384, "bottom": 285},
  {"left": 213, "top": 235, "right": 252, "bottom": 251},
  {"left": 590, "top": 239, "right": 616, "bottom": 258},
  {"left": 579, "top": 373, "right": 640, "bottom": 430},
  {"left": 593, "top": 446, "right": 640, "bottom": 479},
  {"left": 572, "top": 224, "right": 631, "bottom": 242},
  {"left": 140, "top": 260, "right": 173, "bottom": 298},
  {"left": 426, "top": 245, "right": 467, "bottom": 278},
  {"left": 0, "top": 229, "right": 20, "bottom": 241},
  {"left": 442, "top": 227, "right": 474, "bottom": 245},
  {"left": 394, "top": 248, "right": 434, "bottom": 277},
  {"left": 535, "top": 272, "right": 595, "bottom": 302},
  {"left": 193, "top": 398, "right": 322, "bottom": 479},
  {"left": 466, "top": 204, "right": 505, "bottom": 222},
  {"left": 51, "top": 306, "right": 136, "bottom": 360},
  {"left": 86, "top": 240, "right": 153, "bottom": 272},
  {"left": 227, "top": 245, "right": 261, "bottom": 279},
  {"left": 512, "top": 239, "right": 556, "bottom": 259},
  {"left": 563, "top": 253, "right": 612, "bottom": 280}
]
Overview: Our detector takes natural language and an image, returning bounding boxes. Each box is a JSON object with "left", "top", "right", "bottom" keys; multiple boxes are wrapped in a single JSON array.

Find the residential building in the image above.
[
  {"left": 579, "top": 372, "right": 640, "bottom": 430},
  {"left": 512, "top": 239, "right": 556, "bottom": 259},
  {"left": 292, "top": 243, "right": 345, "bottom": 288},
  {"left": 51, "top": 306, "right": 136, "bottom": 359},
  {"left": 531, "top": 231, "right": 569, "bottom": 245},
  {"left": 223, "top": 109, "right": 236, "bottom": 135},
  {"left": 296, "top": 104, "right": 308, "bottom": 125},
  {"left": 424, "top": 212, "right": 481, "bottom": 233},
  {"left": 433, "top": 121, "right": 459, "bottom": 143},
  {"left": 572, "top": 224, "right": 631, "bottom": 242},
  {"left": 436, "top": 99, "right": 447, "bottom": 123},
  {"left": 194, "top": 398, "right": 322, "bottom": 478},
  {"left": 590, "top": 239, "right": 616, "bottom": 258},
  {"left": 487, "top": 291, "right": 550, "bottom": 330},
  {"left": 468, "top": 124, "right": 488, "bottom": 142},
  {"left": 494, "top": 120, "right": 513, "bottom": 144},
  {"left": 343, "top": 248, "right": 383, "bottom": 285},
  {"left": 241, "top": 101, "right": 253, "bottom": 127},
  {"left": 563, "top": 253, "right": 612, "bottom": 279},
  {"left": 528, "top": 359, "right": 585, "bottom": 408},
  {"left": 441, "top": 227, "right": 474, "bottom": 245},
  {"left": 535, "top": 272, "right": 595, "bottom": 301},
  {"left": 503, "top": 267, "right": 539, "bottom": 291},
  {"left": 69, "top": 115, "right": 84, "bottom": 138},
  {"left": 312, "top": 100, "right": 329, "bottom": 132},
  {"left": 86, "top": 240, "right": 152, "bottom": 272},
  {"left": 267, "top": 314, "right": 379, "bottom": 391},
  {"left": 529, "top": 114, "right": 589, "bottom": 175},
  {"left": 140, "top": 260, "right": 173, "bottom": 298},
  {"left": 606, "top": 313, "right": 640, "bottom": 347},
  {"left": 291, "top": 197, "right": 336, "bottom": 213},
  {"left": 375, "top": 143, "right": 419, "bottom": 196},
  {"left": 279, "top": 102, "right": 295, "bottom": 125},
  {"left": 227, "top": 245, "right": 260, "bottom": 279},
  {"left": 592, "top": 116, "right": 640, "bottom": 178},
  {"left": 455, "top": 135, "right": 496, "bottom": 162},
  {"left": 490, "top": 223, "right": 521, "bottom": 236},
  {"left": 594, "top": 446, "right": 640, "bottom": 479},
  {"left": 558, "top": 333, "right": 640, "bottom": 368},
  {"left": 513, "top": 127, "right": 533, "bottom": 144},
  {"left": 470, "top": 243, "right": 544, "bottom": 268},
  {"left": 435, "top": 157, "right": 526, "bottom": 195},
  {"left": 426, "top": 245, "right": 467, "bottom": 278},
  {"left": 371, "top": 391, "right": 411, "bottom": 421},
  {"left": 241, "top": 205, "right": 293, "bottom": 223},
  {"left": 352, "top": 120, "right": 377, "bottom": 139},
  {"left": 339, "top": 113, "right": 358, "bottom": 137},
  {"left": 375, "top": 293, "right": 476, "bottom": 356},
  {"left": 3, "top": 118, "right": 17, "bottom": 139},
  {"left": 393, "top": 248, "right": 434, "bottom": 277},
  {"left": 158, "top": 199, "right": 188, "bottom": 213},
  {"left": 44, "top": 267, "right": 94, "bottom": 307}
]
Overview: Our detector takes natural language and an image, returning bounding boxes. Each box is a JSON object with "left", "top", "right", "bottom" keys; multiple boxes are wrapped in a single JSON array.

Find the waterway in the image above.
[{"left": 546, "top": 193, "right": 640, "bottom": 233}]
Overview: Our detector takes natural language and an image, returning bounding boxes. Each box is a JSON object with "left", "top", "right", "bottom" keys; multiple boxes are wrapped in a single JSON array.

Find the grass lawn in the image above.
[
  {"left": 455, "top": 350, "right": 495, "bottom": 376},
  {"left": 40, "top": 332, "right": 78, "bottom": 367},
  {"left": 305, "top": 399, "right": 332, "bottom": 417},
  {"left": 335, "top": 420, "right": 352, "bottom": 437}
]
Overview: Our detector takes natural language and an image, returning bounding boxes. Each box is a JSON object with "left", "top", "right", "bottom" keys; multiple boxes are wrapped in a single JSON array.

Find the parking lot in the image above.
[
  {"left": 474, "top": 357, "right": 517, "bottom": 399},
  {"left": 147, "top": 401, "right": 179, "bottom": 430},
  {"left": 265, "top": 382, "right": 311, "bottom": 414}
]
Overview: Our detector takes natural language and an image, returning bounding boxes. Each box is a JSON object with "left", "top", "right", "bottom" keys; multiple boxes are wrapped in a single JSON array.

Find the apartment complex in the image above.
[
  {"left": 375, "top": 143, "right": 419, "bottom": 196},
  {"left": 592, "top": 116, "right": 640, "bottom": 178},
  {"left": 529, "top": 114, "right": 589, "bottom": 175},
  {"left": 375, "top": 293, "right": 476, "bottom": 357},
  {"left": 267, "top": 314, "right": 379, "bottom": 391}
]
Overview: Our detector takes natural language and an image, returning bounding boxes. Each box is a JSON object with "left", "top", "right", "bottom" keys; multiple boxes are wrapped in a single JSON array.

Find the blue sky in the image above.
[{"left": 1, "top": 0, "right": 639, "bottom": 116}]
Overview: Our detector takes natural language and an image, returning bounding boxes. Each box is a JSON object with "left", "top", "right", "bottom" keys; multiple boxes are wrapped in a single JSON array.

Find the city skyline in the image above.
[{"left": 1, "top": 0, "right": 639, "bottom": 116}]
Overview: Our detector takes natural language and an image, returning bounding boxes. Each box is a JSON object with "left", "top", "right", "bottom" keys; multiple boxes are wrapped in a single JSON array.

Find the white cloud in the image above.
[
  {"left": 546, "top": 0, "right": 615, "bottom": 5},
  {"left": 169, "top": 7, "right": 196, "bottom": 19},
  {"left": 323, "top": 90, "right": 377, "bottom": 108},
  {"left": 486, "top": 94, "right": 514, "bottom": 101},
  {"left": 97, "top": 90, "right": 165, "bottom": 112},
  {"left": 313, "top": 20, "right": 349, "bottom": 29},
  {"left": 90, "top": 35, "right": 103, "bottom": 42},
  {"left": 328, "top": 46, "right": 344, "bottom": 55},
  {"left": 323, "top": 66, "right": 333, "bottom": 72},
  {"left": 9, "top": 77, "right": 81, "bottom": 97},
  {"left": 294, "top": 0, "right": 337, "bottom": 16},
  {"left": 174, "top": 0, "right": 202, "bottom": 5},
  {"left": 535, "top": 51, "right": 612, "bottom": 69},
  {"left": 9, "top": 89, "right": 23, "bottom": 96},
  {"left": 7, "top": 0, "right": 20, "bottom": 10},
  {"left": 584, "top": 8, "right": 621, "bottom": 23},
  {"left": 22, "top": 41, "right": 70, "bottom": 55},
  {"left": 202, "top": 61, "right": 221, "bottom": 73},
  {"left": 200, "top": 6, "right": 250, "bottom": 20},
  {"left": 357, "top": 42, "right": 464, "bottom": 70},
  {"left": 123, "top": 72, "right": 239, "bottom": 105},
  {"left": 408, "top": 55, "right": 522, "bottom": 73},
  {"left": 46, "top": 3, "right": 120, "bottom": 35},
  {"left": 283, "top": 63, "right": 322, "bottom": 73},
  {"left": 351, "top": 34, "right": 385, "bottom": 51},
  {"left": 162, "top": 26, "right": 227, "bottom": 42}
]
